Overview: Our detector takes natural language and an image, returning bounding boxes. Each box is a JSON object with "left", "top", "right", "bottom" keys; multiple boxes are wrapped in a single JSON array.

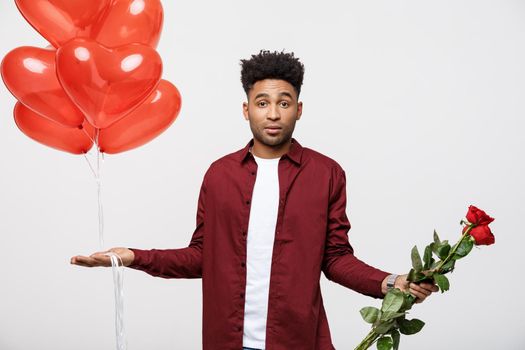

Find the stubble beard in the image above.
[{"left": 249, "top": 119, "right": 295, "bottom": 148}]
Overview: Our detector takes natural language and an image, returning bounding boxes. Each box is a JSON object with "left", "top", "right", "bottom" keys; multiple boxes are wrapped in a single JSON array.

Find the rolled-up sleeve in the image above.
[
  {"left": 127, "top": 170, "right": 207, "bottom": 279},
  {"left": 322, "top": 165, "right": 390, "bottom": 299}
]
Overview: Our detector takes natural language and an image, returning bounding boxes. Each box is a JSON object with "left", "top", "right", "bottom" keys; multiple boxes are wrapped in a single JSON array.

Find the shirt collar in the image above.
[{"left": 239, "top": 137, "right": 303, "bottom": 165}]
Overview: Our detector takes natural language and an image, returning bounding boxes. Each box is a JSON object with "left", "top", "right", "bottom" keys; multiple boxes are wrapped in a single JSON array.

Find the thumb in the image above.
[
  {"left": 90, "top": 250, "right": 110, "bottom": 257},
  {"left": 395, "top": 274, "right": 410, "bottom": 290}
]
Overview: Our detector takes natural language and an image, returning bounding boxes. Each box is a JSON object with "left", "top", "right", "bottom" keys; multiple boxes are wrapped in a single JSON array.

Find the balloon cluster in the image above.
[{"left": 1, "top": 0, "right": 181, "bottom": 155}]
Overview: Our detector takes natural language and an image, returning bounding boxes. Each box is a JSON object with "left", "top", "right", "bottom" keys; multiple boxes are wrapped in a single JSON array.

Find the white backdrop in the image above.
[{"left": 1, "top": 1, "right": 524, "bottom": 349}]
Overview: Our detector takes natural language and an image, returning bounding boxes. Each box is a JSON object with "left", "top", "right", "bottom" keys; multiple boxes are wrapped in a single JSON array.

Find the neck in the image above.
[{"left": 251, "top": 138, "right": 292, "bottom": 159}]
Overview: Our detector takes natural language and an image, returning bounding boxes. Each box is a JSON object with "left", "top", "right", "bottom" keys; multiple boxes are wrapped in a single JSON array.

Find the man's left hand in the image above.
[{"left": 394, "top": 274, "right": 439, "bottom": 304}]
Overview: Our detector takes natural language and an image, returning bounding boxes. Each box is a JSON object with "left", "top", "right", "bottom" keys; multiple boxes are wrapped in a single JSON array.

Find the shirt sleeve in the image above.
[
  {"left": 321, "top": 165, "right": 391, "bottom": 299},
  {"left": 126, "top": 170, "right": 207, "bottom": 279}
]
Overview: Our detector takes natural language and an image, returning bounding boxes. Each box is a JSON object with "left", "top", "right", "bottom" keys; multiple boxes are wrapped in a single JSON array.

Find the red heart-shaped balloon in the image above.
[
  {"left": 15, "top": 0, "right": 111, "bottom": 48},
  {"left": 1, "top": 46, "right": 85, "bottom": 128},
  {"left": 56, "top": 38, "right": 163, "bottom": 129},
  {"left": 94, "top": 0, "right": 164, "bottom": 48},
  {"left": 99, "top": 80, "right": 181, "bottom": 154},
  {"left": 14, "top": 102, "right": 95, "bottom": 154}
]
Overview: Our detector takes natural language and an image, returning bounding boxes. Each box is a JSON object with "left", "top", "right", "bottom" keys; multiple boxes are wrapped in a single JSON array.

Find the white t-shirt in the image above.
[{"left": 242, "top": 154, "right": 280, "bottom": 350}]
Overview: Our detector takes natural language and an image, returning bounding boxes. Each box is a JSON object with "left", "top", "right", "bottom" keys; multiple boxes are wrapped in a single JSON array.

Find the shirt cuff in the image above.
[
  {"left": 128, "top": 248, "right": 150, "bottom": 269},
  {"left": 370, "top": 269, "right": 391, "bottom": 298}
]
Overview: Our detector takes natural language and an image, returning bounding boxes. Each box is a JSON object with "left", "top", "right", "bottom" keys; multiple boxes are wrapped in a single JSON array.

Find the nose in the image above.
[{"left": 267, "top": 104, "right": 281, "bottom": 120}]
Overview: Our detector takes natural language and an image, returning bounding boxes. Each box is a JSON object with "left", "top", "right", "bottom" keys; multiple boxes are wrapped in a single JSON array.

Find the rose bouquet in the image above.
[{"left": 354, "top": 205, "right": 495, "bottom": 350}]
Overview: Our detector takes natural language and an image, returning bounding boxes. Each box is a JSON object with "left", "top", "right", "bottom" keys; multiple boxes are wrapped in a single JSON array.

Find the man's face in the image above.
[{"left": 243, "top": 79, "right": 302, "bottom": 147}]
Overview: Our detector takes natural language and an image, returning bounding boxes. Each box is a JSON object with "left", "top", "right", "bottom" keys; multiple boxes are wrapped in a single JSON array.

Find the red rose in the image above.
[
  {"left": 465, "top": 205, "right": 494, "bottom": 226},
  {"left": 463, "top": 224, "right": 495, "bottom": 246}
]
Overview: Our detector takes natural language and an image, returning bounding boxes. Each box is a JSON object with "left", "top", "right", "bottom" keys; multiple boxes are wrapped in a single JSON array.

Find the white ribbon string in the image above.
[
  {"left": 106, "top": 252, "right": 127, "bottom": 350},
  {"left": 83, "top": 129, "right": 127, "bottom": 350},
  {"left": 95, "top": 130, "right": 104, "bottom": 249}
]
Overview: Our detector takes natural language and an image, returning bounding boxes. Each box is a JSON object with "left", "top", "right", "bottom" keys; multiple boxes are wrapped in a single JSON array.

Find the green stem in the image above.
[
  {"left": 434, "top": 224, "right": 473, "bottom": 272},
  {"left": 355, "top": 223, "right": 475, "bottom": 349},
  {"left": 354, "top": 329, "right": 379, "bottom": 350}
]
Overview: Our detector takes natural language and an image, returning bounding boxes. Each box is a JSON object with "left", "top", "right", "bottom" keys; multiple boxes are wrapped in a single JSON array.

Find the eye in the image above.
[
  {"left": 257, "top": 100, "right": 268, "bottom": 107},
  {"left": 280, "top": 101, "right": 289, "bottom": 108}
]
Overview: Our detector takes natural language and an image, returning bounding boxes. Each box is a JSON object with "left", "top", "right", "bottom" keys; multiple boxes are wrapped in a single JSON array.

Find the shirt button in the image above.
[
  {"left": 251, "top": 171, "right": 255, "bottom": 175},
  {"left": 241, "top": 262, "right": 246, "bottom": 268},
  {"left": 240, "top": 293, "right": 244, "bottom": 298},
  {"left": 236, "top": 326, "right": 242, "bottom": 332},
  {"left": 242, "top": 231, "right": 247, "bottom": 237},
  {"left": 246, "top": 200, "right": 250, "bottom": 205}
]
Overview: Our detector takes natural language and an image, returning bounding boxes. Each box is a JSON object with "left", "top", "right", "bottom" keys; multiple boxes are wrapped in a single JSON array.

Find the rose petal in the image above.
[
  {"left": 464, "top": 224, "right": 495, "bottom": 246},
  {"left": 465, "top": 205, "right": 495, "bottom": 226}
]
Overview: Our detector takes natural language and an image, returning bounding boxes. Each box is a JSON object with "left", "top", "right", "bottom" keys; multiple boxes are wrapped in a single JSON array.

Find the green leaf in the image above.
[
  {"left": 404, "top": 294, "right": 417, "bottom": 309},
  {"left": 430, "top": 242, "right": 438, "bottom": 255},
  {"left": 360, "top": 306, "right": 380, "bottom": 323},
  {"left": 433, "top": 273, "right": 450, "bottom": 293},
  {"left": 407, "top": 268, "right": 427, "bottom": 283},
  {"left": 377, "top": 336, "right": 394, "bottom": 350},
  {"left": 373, "top": 310, "right": 383, "bottom": 327},
  {"left": 411, "top": 245, "right": 423, "bottom": 272},
  {"left": 414, "top": 274, "right": 433, "bottom": 283},
  {"left": 401, "top": 292, "right": 414, "bottom": 311},
  {"left": 399, "top": 318, "right": 425, "bottom": 335},
  {"left": 436, "top": 242, "right": 451, "bottom": 260},
  {"left": 391, "top": 329, "right": 400, "bottom": 350},
  {"left": 381, "top": 311, "right": 406, "bottom": 322},
  {"left": 407, "top": 268, "right": 416, "bottom": 282},
  {"left": 433, "top": 230, "right": 441, "bottom": 245},
  {"left": 382, "top": 289, "right": 405, "bottom": 313},
  {"left": 441, "top": 259, "right": 455, "bottom": 274},
  {"left": 374, "top": 320, "right": 395, "bottom": 334},
  {"left": 430, "top": 260, "right": 440, "bottom": 269},
  {"left": 423, "top": 245, "right": 433, "bottom": 270},
  {"left": 455, "top": 236, "right": 474, "bottom": 258}
]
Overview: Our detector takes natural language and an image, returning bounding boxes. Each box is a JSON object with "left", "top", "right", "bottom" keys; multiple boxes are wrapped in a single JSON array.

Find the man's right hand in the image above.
[{"left": 70, "top": 247, "right": 135, "bottom": 267}]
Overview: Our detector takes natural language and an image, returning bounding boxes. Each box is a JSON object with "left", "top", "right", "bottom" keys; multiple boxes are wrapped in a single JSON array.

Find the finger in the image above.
[
  {"left": 90, "top": 254, "right": 112, "bottom": 266},
  {"left": 418, "top": 282, "right": 439, "bottom": 293},
  {"left": 72, "top": 255, "right": 103, "bottom": 267},
  {"left": 409, "top": 291, "right": 424, "bottom": 304},
  {"left": 409, "top": 282, "right": 432, "bottom": 297},
  {"left": 409, "top": 289, "right": 426, "bottom": 300},
  {"left": 424, "top": 284, "right": 439, "bottom": 293},
  {"left": 70, "top": 256, "right": 96, "bottom": 267},
  {"left": 409, "top": 285, "right": 429, "bottom": 301},
  {"left": 71, "top": 260, "right": 94, "bottom": 268},
  {"left": 409, "top": 282, "right": 430, "bottom": 295},
  {"left": 412, "top": 294, "right": 425, "bottom": 303}
]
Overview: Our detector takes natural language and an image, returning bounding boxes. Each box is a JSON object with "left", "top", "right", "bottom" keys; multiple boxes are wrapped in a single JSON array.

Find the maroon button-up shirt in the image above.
[{"left": 129, "top": 138, "right": 391, "bottom": 350}]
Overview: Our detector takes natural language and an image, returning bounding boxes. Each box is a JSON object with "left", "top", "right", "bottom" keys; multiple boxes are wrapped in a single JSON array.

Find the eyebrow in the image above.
[
  {"left": 254, "top": 93, "right": 270, "bottom": 100},
  {"left": 254, "top": 92, "right": 294, "bottom": 100},
  {"left": 279, "top": 91, "right": 293, "bottom": 99}
]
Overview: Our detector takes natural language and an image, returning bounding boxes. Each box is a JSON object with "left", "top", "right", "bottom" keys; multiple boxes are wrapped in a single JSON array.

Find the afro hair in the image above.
[{"left": 240, "top": 50, "right": 305, "bottom": 98}]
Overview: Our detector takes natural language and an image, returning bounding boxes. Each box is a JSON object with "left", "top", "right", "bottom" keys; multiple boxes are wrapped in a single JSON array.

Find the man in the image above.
[{"left": 71, "top": 50, "right": 438, "bottom": 350}]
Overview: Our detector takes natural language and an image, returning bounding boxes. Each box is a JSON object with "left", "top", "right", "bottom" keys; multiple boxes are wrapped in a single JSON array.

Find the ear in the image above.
[
  {"left": 296, "top": 101, "right": 303, "bottom": 120},
  {"left": 242, "top": 101, "right": 249, "bottom": 120}
]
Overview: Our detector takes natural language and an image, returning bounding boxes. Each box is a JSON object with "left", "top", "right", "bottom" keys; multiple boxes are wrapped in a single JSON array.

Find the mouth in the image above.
[{"left": 264, "top": 126, "right": 282, "bottom": 135}]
